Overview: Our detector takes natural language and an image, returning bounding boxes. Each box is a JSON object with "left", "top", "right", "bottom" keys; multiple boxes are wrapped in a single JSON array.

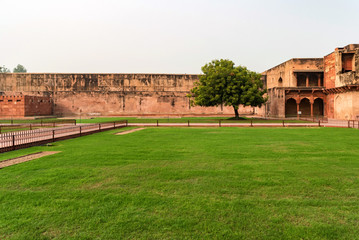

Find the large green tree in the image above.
[
  {"left": 13, "top": 64, "right": 27, "bottom": 73},
  {"left": 189, "top": 59, "right": 267, "bottom": 119}
]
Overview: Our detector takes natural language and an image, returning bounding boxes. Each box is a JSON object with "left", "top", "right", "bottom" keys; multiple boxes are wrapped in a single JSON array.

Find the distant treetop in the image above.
[
  {"left": 0, "top": 65, "right": 11, "bottom": 73},
  {"left": 13, "top": 64, "right": 27, "bottom": 73}
]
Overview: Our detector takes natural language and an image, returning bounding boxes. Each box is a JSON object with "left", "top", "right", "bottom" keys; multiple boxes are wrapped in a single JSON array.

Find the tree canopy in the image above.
[
  {"left": 0, "top": 65, "right": 11, "bottom": 73},
  {"left": 13, "top": 64, "right": 27, "bottom": 73},
  {"left": 188, "top": 59, "right": 267, "bottom": 119}
]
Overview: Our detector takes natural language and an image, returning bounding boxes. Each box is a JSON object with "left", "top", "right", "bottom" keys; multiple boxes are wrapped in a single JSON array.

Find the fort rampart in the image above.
[{"left": 0, "top": 73, "right": 260, "bottom": 117}]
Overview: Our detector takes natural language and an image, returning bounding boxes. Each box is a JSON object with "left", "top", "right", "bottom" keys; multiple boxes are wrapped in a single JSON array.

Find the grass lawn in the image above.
[
  {"left": 77, "top": 116, "right": 312, "bottom": 124},
  {"left": 0, "top": 126, "right": 56, "bottom": 133},
  {"left": 0, "top": 118, "right": 59, "bottom": 124},
  {"left": 1, "top": 127, "right": 359, "bottom": 239}
]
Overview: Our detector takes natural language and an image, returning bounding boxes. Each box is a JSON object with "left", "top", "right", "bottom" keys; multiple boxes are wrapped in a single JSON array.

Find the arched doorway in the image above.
[
  {"left": 299, "top": 98, "right": 311, "bottom": 116},
  {"left": 285, "top": 98, "right": 297, "bottom": 117},
  {"left": 313, "top": 98, "right": 324, "bottom": 116}
]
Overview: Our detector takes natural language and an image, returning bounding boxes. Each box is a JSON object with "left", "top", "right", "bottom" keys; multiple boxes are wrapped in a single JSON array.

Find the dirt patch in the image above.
[
  {"left": 0, "top": 151, "right": 60, "bottom": 169},
  {"left": 115, "top": 128, "right": 145, "bottom": 135}
]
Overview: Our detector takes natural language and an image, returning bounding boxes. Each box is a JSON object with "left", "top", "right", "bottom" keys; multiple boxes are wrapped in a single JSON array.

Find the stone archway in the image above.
[
  {"left": 313, "top": 98, "right": 324, "bottom": 116},
  {"left": 285, "top": 98, "right": 297, "bottom": 117},
  {"left": 299, "top": 98, "right": 311, "bottom": 116}
]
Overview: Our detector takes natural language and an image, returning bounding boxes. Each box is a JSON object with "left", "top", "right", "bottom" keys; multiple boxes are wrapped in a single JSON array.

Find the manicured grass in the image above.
[
  {"left": 0, "top": 126, "right": 55, "bottom": 133},
  {"left": 1, "top": 127, "right": 359, "bottom": 239},
  {"left": 78, "top": 116, "right": 311, "bottom": 124},
  {"left": 0, "top": 118, "right": 59, "bottom": 124}
]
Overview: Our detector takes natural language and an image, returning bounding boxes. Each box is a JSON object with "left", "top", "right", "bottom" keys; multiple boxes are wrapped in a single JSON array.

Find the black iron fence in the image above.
[
  {"left": 0, "top": 120, "right": 127, "bottom": 153},
  {"left": 299, "top": 116, "right": 328, "bottom": 123},
  {"left": 0, "top": 120, "right": 77, "bottom": 134},
  {"left": 2, "top": 118, "right": 359, "bottom": 153},
  {"left": 0, "top": 118, "right": 76, "bottom": 125}
]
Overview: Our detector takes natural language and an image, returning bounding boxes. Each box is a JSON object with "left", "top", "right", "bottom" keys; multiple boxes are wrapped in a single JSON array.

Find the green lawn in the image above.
[
  {"left": 0, "top": 118, "right": 59, "bottom": 124},
  {"left": 77, "top": 116, "right": 311, "bottom": 124},
  {"left": 0, "top": 126, "right": 55, "bottom": 133},
  {"left": 1, "top": 127, "right": 359, "bottom": 239}
]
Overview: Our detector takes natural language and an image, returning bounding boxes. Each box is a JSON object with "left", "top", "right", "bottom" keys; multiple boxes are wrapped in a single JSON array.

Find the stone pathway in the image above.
[
  {"left": 0, "top": 151, "right": 60, "bottom": 169},
  {"left": 115, "top": 128, "right": 145, "bottom": 135}
]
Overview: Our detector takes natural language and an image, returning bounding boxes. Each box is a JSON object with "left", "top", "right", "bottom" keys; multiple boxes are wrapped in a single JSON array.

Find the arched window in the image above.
[{"left": 278, "top": 77, "right": 283, "bottom": 86}]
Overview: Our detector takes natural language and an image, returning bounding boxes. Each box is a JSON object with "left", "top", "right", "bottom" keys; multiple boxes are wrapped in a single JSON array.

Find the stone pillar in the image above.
[
  {"left": 306, "top": 74, "right": 309, "bottom": 87},
  {"left": 310, "top": 101, "right": 314, "bottom": 117},
  {"left": 297, "top": 102, "right": 300, "bottom": 120},
  {"left": 317, "top": 74, "right": 321, "bottom": 86},
  {"left": 323, "top": 98, "right": 326, "bottom": 117},
  {"left": 310, "top": 96, "right": 314, "bottom": 117}
]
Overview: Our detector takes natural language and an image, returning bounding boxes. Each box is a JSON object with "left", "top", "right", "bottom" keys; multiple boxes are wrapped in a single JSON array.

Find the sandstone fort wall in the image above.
[{"left": 0, "top": 73, "right": 262, "bottom": 117}]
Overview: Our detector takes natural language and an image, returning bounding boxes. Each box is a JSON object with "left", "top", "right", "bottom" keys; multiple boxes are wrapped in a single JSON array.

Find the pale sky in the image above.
[{"left": 1, "top": 0, "right": 358, "bottom": 74}]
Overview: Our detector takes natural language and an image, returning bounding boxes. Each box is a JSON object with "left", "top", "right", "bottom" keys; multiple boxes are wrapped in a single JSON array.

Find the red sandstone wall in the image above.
[
  {"left": 0, "top": 96, "right": 25, "bottom": 117},
  {"left": 323, "top": 53, "right": 336, "bottom": 119},
  {"left": 52, "top": 91, "right": 257, "bottom": 116},
  {"left": 24, "top": 96, "right": 52, "bottom": 116},
  {"left": 0, "top": 73, "right": 263, "bottom": 117},
  {"left": 0, "top": 95, "right": 52, "bottom": 117},
  {"left": 324, "top": 52, "right": 336, "bottom": 89},
  {"left": 325, "top": 94, "right": 334, "bottom": 118},
  {"left": 266, "top": 88, "right": 285, "bottom": 118}
]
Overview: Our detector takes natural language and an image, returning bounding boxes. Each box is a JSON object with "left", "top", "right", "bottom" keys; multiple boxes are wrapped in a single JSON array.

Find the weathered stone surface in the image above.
[
  {"left": 262, "top": 58, "right": 324, "bottom": 118},
  {"left": 0, "top": 95, "right": 52, "bottom": 117},
  {"left": 262, "top": 44, "right": 359, "bottom": 120},
  {"left": 0, "top": 73, "right": 261, "bottom": 117}
]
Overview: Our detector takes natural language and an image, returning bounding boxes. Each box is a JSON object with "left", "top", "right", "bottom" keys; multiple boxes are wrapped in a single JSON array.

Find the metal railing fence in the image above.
[{"left": 0, "top": 120, "right": 127, "bottom": 153}]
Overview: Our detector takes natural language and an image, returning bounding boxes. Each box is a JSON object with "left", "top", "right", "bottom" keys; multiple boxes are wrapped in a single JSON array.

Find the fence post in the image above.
[
  {"left": 188, "top": 120, "right": 190, "bottom": 127},
  {"left": 52, "top": 130, "right": 55, "bottom": 142},
  {"left": 250, "top": 120, "right": 253, "bottom": 127},
  {"left": 126, "top": 120, "right": 128, "bottom": 127},
  {"left": 357, "top": 121, "right": 359, "bottom": 129},
  {"left": 80, "top": 126, "right": 82, "bottom": 136},
  {"left": 219, "top": 120, "right": 221, "bottom": 127},
  {"left": 12, "top": 134, "right": 15, "bottom": 150},
  {"left": 348, "top": 120, "right": 350, "bottom": 128},
  {"left": 74, "top": 120, "right": 76, "bottom": 126},
  {"left": 318, "top": 120, "right": 321, "bottom": 127},
  {"left": 282, "top": 120, "right": 285, "bottom": 127},
  {"left": 157, "top": 120, "right": 159, "bottom": 127},
  {"left": 30, "top": 124, "right": 32, "bottom": 130}
]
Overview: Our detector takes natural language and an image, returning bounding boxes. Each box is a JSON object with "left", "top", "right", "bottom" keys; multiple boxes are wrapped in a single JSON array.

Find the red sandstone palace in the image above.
[
  {"left": 0, "top": 44, "right": 358, "bottom": 119},
  {"left": 262, "top": 44, "right": 359, "bottom": 120}
]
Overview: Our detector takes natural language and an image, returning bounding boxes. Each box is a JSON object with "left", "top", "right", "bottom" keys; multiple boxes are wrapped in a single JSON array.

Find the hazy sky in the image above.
[{"left": 1, "top": 0, "right": 358, "bottom": 74}]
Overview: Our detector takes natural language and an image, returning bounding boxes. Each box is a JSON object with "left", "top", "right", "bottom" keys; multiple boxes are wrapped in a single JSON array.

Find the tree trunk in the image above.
[{"left": 233, "top": 106, "right": 239, "bottom": 120}]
